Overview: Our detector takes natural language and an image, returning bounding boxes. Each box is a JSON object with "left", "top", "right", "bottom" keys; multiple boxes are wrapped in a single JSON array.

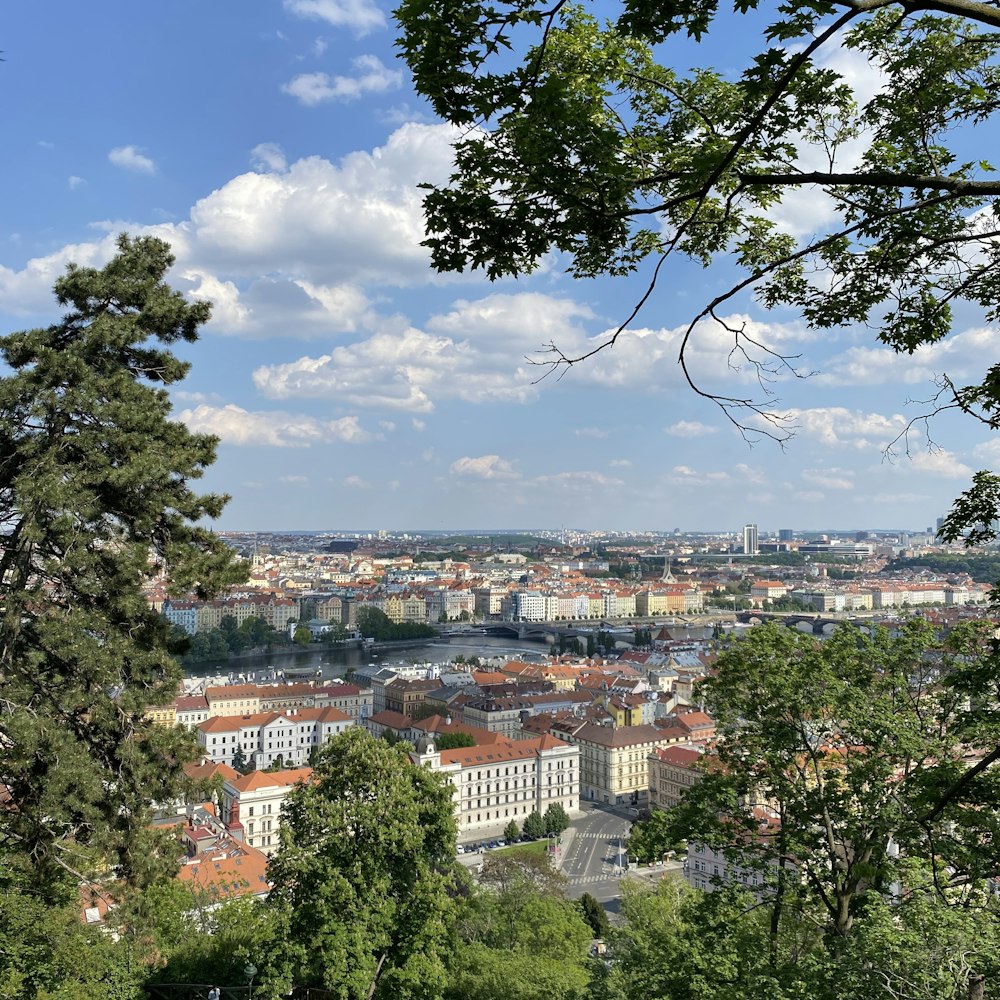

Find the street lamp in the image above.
[{"left": 244, "top": 962, "right": 258, "bottom": 1000}]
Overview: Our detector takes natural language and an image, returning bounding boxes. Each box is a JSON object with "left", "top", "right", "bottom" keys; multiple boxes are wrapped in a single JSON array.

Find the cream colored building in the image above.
[
  {"left": 560, "top": 722, "right": 675, "bottom": 805},
  {"left": 221, "top": 767, "right": 312, "bottom": 855},
  {"left": 205, "top": 684, "right": 261, "bottom": 717},
  {"left": 411, "top": 734, "right": 580, "bottom": 836}
]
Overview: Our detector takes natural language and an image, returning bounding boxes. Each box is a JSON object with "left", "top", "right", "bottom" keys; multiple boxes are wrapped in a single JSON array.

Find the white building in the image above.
[
  {"left": 742, "top": 524, "right": 759, "bottom": 556},
  {"left": 508, "top": 591, "right": 548, "bottom": 621},
  {"left": 221, "top": 767, "right": 312, "bottom": 855},
  {"left": 197, "top": 707, "right": 354, "bottom": 769},
  {"left": 410, "top": 734, "right": 580, "bottom": 836}
]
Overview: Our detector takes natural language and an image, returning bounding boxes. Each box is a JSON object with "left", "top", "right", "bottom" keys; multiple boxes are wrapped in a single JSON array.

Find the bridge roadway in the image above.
[
  {"left": 479, "top": 613, "right": 732, "bottom": 640},
  {"left": 736, "top": 609, "right": 886, "bottom": 634}
]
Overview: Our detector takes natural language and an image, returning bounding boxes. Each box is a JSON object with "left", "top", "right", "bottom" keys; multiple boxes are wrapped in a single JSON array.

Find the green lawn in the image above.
[{"left": 492, "top": 840, "right": 550, "bottom": 858}]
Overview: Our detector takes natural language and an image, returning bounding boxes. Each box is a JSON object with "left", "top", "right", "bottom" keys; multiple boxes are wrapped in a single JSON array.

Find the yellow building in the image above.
[{"left": 144, "top": 703, "right": 178, "bottom": 727}]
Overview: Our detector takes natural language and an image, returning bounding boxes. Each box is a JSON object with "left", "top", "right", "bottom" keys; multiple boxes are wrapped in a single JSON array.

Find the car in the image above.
[{"left": 456, "top": 845, "right": 465, "bottom": 854}]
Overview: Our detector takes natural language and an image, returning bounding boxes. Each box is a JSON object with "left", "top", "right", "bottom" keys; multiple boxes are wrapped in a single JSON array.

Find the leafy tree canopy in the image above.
[
  {"left": 437, "top": 731, "right": 478, "bottom": 751},
  {"left": 396, "top": 0, "right": 1000, "bottom": 537},
  {"left": 0, "top": 234, "right": 244, "bottom": 898},
  {"left": 543, "top": 802, "right": 570, "bottom": 836},
  {"left": 267, "top": 728, "right": 458, "bottom": 1000},
  {"left": 522, "top": 810, "right": 546, "bottom": 840},
  {"left": 663, "top": 620, "right": 1000, "bottom": 942}
]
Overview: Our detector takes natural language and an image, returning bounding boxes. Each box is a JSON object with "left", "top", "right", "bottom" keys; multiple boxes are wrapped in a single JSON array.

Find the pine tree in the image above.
[{"left": 0, "top": 234, "right": 244, "bottom": 898}]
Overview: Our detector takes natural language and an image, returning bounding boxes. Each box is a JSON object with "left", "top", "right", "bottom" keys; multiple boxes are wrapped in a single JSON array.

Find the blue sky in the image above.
[{"left": 1, "top": 1, "right": 995, "bottom": 532}]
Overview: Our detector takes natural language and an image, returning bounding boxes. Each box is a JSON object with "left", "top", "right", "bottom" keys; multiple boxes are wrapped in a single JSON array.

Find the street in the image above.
[{"left": 560, "top": 803, "right": 633, "bottom": 902}]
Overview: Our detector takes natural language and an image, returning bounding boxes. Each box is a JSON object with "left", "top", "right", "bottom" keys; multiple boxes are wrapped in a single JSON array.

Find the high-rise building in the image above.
[
  {"left": 742, "top": 523, "right": 759, "bottom": 556},
  {"left": 778, "top": 528, "right": 793, "bottom": 542}
]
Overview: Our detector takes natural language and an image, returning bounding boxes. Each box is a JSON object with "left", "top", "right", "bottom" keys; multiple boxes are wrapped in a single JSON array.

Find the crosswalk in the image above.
[{"left": 566, "top": 874, "right": 616, "bottom": 885}]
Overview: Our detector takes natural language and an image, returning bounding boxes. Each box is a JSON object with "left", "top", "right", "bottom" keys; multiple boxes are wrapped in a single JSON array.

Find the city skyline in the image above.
[{"left": 2, "top": 3, "right": 997, "bottom": 530}]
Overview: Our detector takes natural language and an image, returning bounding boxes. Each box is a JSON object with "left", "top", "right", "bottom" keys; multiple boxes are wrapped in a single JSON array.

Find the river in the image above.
[{"left": 182, "top": 633, "right": 551, "bottom": 684}]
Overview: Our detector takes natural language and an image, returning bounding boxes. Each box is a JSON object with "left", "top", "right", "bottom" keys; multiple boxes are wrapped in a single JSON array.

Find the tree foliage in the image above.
[
  {"left": 357, "top": 606, "right": 437, "bottom": 641},
  {"left": 523, "top": 810, "right": 546, "bottom": 840},
  {"left": 267, "top": 728, "right": 458, "bottom": 1000},
  {"left": 450, "top": 852, "right": 591, "bottom": 1000},
  {"left": 627, "top": 807, "right": 686, "bottom": 863},
  {"left": 396, "top": 0, "right": 1000, "bottom": 535},
  {"left": 578, "top": 892, "right": 611, "bottom": 940},
  {"left": 663, "top": 620, "right": 1000, "bottom": 948},
  {"left": 437, "top": 731, "right": 477, "bottom": 751},
  {"left": 0, "top": 234, "right": 244, "bottom": 897},
  {"left": 543, "top": 802, "right": 570, "bottom": 836}
]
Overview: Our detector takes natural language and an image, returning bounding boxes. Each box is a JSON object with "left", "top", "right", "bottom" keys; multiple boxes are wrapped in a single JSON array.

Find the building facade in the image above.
[{"left": 411, "top": 734, "right": 580, "bottom": 837}]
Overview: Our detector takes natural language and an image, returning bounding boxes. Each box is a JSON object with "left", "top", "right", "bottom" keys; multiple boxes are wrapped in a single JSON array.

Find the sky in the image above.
[{"left": 1, "top": 1, "right": 996, "bottom": 533}]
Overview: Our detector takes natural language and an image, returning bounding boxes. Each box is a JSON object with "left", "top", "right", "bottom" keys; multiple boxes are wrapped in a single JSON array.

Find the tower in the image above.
[{"left": 742, "top": 523, "right": 759, "bottom": 556}]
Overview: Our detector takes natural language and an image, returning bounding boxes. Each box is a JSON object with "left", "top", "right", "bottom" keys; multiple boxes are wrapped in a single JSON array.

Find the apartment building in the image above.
[
  {"left": 197, "top": 707, "right": 354, "bottom": 769},
  {"left": 561, "top": 722, "right": 675, "bottom": 805},
  {"left": 313, "top": 682, "right": 373, "bottom": 720},
  {"left": 221, "top": 767, "right": 313, "bottom": 855},
  {"left": 175, "top": 695, "right": 210, "bottom": 729},
  {"left": 648, "top": 744, "right": 704, "bottom": 810},
  {"left": 411, "top": 734, "right": 580, "bottom": 836},
  {"left": 384, "top": 677, "right": 442, "bottom": 719}
]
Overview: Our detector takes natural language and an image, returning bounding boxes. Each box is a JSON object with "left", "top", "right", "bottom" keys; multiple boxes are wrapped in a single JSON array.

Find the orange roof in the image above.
[
  {"left": 184, "top": 761, "right": 239, "bottom": 784},
  {"left": 176, "top": 841, "right": 271, "bottom": 901},
  {"left": 229, "top": 767, "right": 313, "bottom": 793}
]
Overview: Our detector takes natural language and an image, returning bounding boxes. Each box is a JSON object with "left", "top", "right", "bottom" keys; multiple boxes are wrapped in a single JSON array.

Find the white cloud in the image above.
[
  {"left": 250, "top": 142, "right": 287, "bottom": 172},
  {"left": 0, "top": 233, "right": 119, "bottom": 314},
  {"left": 801, "top": 468, "right": 855, "bottom": 490},
  {"left": 172, "top": 389, "right": 222, "bottom": 405},
  {"left": 576, "top": 427, "right": 609, "bottom": 439},
  {"left": 902, "top": 449, "right": 973, "bottom": 479},
  {"left": 178, "top": 404, "right": 379, "bottom": 446},
  {"left": 182, "top": 270, "right": 373, "bottom": 338},
  {"left": 279, "top": 474, "right": 309, "bottom": 485},
  {"left": 252, "top": 292, "right": 588, "bottom": 409},
  {"left": 788, "top": 407, "right": 908, "bottom": 450},
  {"left": 534, "top": 471, "right": 624, "bottom": 489},
  {"left": 733, "top": 463, "right": 765, "bottom": 485},
  {"left": 664, "top": 420, "right": 719, "bottom": 437},
  {"left": 379, "top": 420, "right": 396, "bottom": 432},
  {"left": 548, "top": 313, "right": 812, "bottom": 398},
  {"left": 450, "top": 455, "right": 520, "bottom": 480},
  {"left": 429, "top": 292, "right": 594, "bottom": 348},
  {"left": 794, "top": 490, "right": 825, "bottom": 502},
  {"left": 817, "top": 326, "right": 1000, "bottom": 388},
  {"left": 972, "top": 439, "right": 1000, "bottom": 463},
  {"left": 610, "top": 459, "right": 632, "bottom": 468},
  {"left": 666, "top": 465, "right": 731, "bottom": 486},
  {"left": 108, "top": 145, "right": 156, "bottom": 174},
  {"left": 282, "top": 56, "right": 402, "bottom": 105},
  {"left": 283, "top": 0, "right": 385, "bottom": 35},
  {"left": 68, "top": 175, "right": 85, "bottom": 190},
  {"left": 344, "top": 475, "right": 371, "bottom": 488},
  {"left": 186, "top": 123, "right": 458, "bottom": 287},
  {"left": 411, "top": 418, "right": 426, "bottom": 431}
]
